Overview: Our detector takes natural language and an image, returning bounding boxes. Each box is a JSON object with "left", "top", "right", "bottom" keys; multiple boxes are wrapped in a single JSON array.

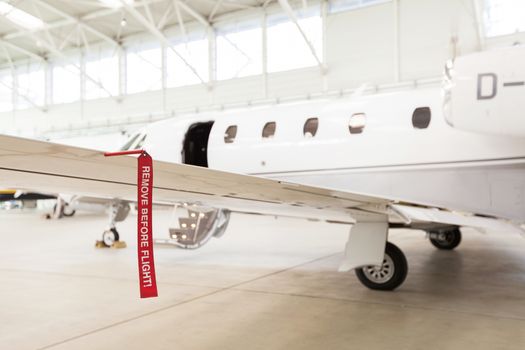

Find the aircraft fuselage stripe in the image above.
[
  {"left": 249, "top": 156, "right": 525, "bottom": 176},
  {"left": 503, "top": 81, "right": 525, "bottom": 87}
]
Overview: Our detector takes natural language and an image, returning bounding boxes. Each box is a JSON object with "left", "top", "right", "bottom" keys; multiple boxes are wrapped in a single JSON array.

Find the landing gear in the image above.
[
  {"left": 50, "top": 197, "right": 76, "bottom": 219},
  {"left": 97, "top": 201, "right": 130, "bottom": 248},
  {"left": 355, "top": 242, "right": 408, "bottom": 291},
  {"left": 102, "top": 228, "right": 120, "bottom": 247},
  {"left": 428, "top": 227, "right": 462, "bottom": 250},
  {"left": 62, "top": 204, "right": 76, "bottom": 217}
]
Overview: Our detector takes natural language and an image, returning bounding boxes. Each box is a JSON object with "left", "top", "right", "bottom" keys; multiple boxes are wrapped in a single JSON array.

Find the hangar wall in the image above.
[{"left": 0, "top": 0, "right": 522, "bottom": 138}]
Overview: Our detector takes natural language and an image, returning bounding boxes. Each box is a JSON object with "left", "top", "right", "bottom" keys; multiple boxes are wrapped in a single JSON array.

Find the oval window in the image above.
[
  {"left": 224, "top": 125, "right": 237, "bottom": 144},
  {"left": 303, "top": 118, "right": 319, "bottom": 138},
  {"left": 412, "top": 107, "right": 431, "bottom": 129},
  {"left": 349, "top": 113, "right": 366, "bottom": 134},
  {"left": 262, "top": 122, "right": 276, "bottom": 138}
]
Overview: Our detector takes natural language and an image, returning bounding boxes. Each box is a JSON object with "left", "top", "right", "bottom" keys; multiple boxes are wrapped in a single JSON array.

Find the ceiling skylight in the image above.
[{"left": 0, "top": 1, "right": 44, "bottom": 30}]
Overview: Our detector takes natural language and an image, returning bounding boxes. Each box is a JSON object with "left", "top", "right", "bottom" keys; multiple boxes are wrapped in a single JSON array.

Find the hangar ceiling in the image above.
[{"left": 0, "top": 0, "right": 276, "bottom": 64}]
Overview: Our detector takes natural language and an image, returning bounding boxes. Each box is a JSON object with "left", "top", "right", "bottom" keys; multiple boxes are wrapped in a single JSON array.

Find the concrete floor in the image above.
[{"left": 1, "top": 208, "right": 525, "bottom": 350}]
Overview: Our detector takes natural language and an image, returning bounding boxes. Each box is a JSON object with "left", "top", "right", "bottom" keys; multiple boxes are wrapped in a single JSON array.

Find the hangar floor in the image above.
[{"left": 1, "top": 208, "right": 525, "bottom": 350}]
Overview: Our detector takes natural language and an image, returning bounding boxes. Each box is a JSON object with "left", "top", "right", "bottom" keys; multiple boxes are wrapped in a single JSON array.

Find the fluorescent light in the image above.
[
  {"left": 98, "top": 0, "right": 134, "bottom": 9},
  {"left": 0, "top": 2, "right": 44, "bottom": 30}
]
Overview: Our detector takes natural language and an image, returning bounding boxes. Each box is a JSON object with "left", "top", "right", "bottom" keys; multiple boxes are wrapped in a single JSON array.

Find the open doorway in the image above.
[{"left": 182, "top": 121, "right": 214, "bottom": 167}]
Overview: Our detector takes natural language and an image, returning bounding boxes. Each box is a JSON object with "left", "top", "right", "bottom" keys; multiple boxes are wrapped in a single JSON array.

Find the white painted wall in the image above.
[{"left": 0, "top": 0, "right": 522, "bottom": 138}]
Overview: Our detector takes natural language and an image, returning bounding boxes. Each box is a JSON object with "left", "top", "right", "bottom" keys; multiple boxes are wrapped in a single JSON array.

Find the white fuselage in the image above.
[{"left": 134, "top": 87, "right": 525, "bottom": 222}]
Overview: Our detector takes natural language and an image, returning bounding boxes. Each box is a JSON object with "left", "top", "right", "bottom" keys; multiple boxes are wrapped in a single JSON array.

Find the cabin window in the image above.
[
  {"left": 349, "top": 113, "right": 366, "bottom": 134},
  {"left": 224, "top": 125, "right": 237, "bottom": 143},
  {"left": 303, "top": 118, "right": 319, "bottom": 138},
  {"left": 262, "top": 122, "right": 276, "bottom": 138},
  {"left": 412, "top": 107, "right": 431, "bottom": 129}
]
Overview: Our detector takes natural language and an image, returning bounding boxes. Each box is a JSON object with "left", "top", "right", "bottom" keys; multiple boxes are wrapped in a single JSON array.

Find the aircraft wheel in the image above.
[
  {"left": 102, "top": 228, "right": 120, "bottom": 247},
  {"left": 62, "top": 204, "right": 76, "bottom": 217},
  {"left": 52, "top": 202, "right": 75, "bottom": 218},
  {"left": 429, "top": 228, "right": 461, "bottom": 250},
  {"left": 355, "top": 242, "right": 408, "bottom": 291}
]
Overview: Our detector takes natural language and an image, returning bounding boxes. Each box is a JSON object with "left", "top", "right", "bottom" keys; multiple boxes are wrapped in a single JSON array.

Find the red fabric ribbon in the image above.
[
  {"left": 137, "top": 151, "right": 158, "bottom": 298},
  {"left": 104, "top": 150, "right": 158, "bottom": 298}
]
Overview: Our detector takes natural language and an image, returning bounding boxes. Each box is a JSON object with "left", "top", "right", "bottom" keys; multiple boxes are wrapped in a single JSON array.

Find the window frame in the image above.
[
  {"left": 349, "top": 113, "right": 366, "bottom": 134},
  {"left": 262, "top": 121, "right": 277, "bottom": 139},
  {"left": 412, "top": 107, "right": 431, "bottom": 129},
  {"left": 224, "top": 125, "right": 238, "bottom": 144},
  {"left": 303, "top": 117, "right": 319, "bottom": 138}
]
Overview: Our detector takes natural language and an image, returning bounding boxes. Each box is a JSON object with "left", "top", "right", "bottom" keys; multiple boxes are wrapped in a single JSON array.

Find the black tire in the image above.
[
  {"left": 62, "top": 204, "right": 76, "bottom": 217},
  {"left": 429, "top": 228, "right": 461, "bottom": 250},
  {"left": 102, "top": 228, "right": 120, "bottom": 247},
  {"left": 355, "top": 242, "right": 408, "bottom": 291},
  {"left": 52, "top": 202, "right": 75, "bottom": 218}
]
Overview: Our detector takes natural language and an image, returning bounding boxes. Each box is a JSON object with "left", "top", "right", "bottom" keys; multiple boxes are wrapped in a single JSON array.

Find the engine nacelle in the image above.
[
  {"left": 443, "top": 46, "right": 525, "bottom": 137},
  {"left": 166, "top": 205, "right": 230, "bottom": 249}
]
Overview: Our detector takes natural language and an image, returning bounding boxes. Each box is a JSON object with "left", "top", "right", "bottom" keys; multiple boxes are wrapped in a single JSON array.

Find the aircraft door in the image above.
[{"left": 182, "top": 122, "right": 214, "bottom": 167}]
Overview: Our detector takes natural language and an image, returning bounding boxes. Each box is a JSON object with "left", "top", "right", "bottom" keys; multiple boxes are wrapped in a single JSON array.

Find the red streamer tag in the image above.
[
  {"left": 137, "top": 152, "right": 158, "bottom": 298},
  {"left": 104, "top": 149, "right": 158, "bottom": 298}
]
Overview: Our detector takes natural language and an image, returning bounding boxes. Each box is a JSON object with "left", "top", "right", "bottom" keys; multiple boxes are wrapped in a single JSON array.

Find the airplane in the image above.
[
  {"left": 1, "top": 45, "right": 524, "bottom": 292},
  {"left": 0, "top": 189, "right": 56, "bottom": 208}
]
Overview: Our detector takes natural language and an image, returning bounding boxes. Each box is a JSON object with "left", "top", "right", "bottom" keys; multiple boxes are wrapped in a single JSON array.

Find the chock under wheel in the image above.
[{"left": 95, "top": 240, "right": 127, "bottom": 249}]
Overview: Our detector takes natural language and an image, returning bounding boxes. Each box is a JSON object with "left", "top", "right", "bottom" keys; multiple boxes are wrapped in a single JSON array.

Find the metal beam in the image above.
[
  {"left": 33, "top": 37, "right": 117, "bottom": 100},
  {"left": 173, "top": 0, "right": 188, "bottom": 40},
  {"left": 321, "top": 0, "right": 328, "bottom": 91},
  {"left": 1, "top": 45, "right": 13, "bottom": 67},
  {"left": 121, "top": 1, "right": 207, "bottom": 85},
  {"left": 263, "top": 0, "right": 273, "bottom": 8},
  {"left": 0, "top": 69, "right": 47, "bottom": 112},
  {"left": 177, "top": 1, "right": 210, "bottom": 28},
  {"left": 208, "top": 0, "right": 224, "bottom": 22},
  {"left": 277, "top": 0, "right": 325, "bottom": 73},
  {"left": 472, "top": 0, "right": 485, "bottom": 51},
  {"left": 57, "top": 26, "right": 79, "bottom": 51},
  {"left": 2, "top": 0, "right": 166, "bottom": 42},
  {"left": 262, "top": 11, "right": 268, "bottom": 98},
  {"left": 30, "top": 0, "right": 119, "bottom": 47},
  {"left": 0, "top": 39, "right": 44, "bottom": 61},
  {"left": 302, "top": 0, "right": 308, "bottom": 10},
  {"left": 207, "top": 26, "right": 216, "bottom": 82},
  {"left": 143, "top": 1, "right": 156, "bottom": 26},
  {"left": 29, "top": 1, "right": 59, "bottom": 50},
  {"left": 157, "top": 2, "right": 174, "bottom": 29},
  {"left": 197, "top": 0, "right": 258, "bottom": 10},
  {"left": 393, "top": 0, "right": 400, "bottom": 82}
]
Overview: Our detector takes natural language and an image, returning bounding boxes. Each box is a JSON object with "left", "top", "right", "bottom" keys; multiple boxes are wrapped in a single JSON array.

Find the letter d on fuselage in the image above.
[{"left": 477, "top": 73, "right": 497, "bottom": 100}]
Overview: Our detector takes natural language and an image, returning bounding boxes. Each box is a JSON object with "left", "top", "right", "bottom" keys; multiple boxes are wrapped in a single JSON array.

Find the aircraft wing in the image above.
[
  {"left": 1, "top": 134, "right": 522, "bottom": 235},
  {"left": 0, "top": 135, "right": 390, "bottom": 224}
]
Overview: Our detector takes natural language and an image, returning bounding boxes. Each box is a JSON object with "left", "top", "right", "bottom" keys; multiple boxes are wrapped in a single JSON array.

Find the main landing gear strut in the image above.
[
  {"left": 340, "top": 212, "right": 410, "bottom": 291},
  {"left": 349, "top": 226, "right": 462, "bottom": 291}
]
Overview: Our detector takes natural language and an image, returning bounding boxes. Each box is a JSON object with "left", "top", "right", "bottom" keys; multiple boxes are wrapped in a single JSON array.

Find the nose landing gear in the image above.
[
  {"left": 102, "top": 228, "right": 120, "bottom": 247},
  {"left": 96, "top": 201, "right": 130, "bottom": 248}
]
